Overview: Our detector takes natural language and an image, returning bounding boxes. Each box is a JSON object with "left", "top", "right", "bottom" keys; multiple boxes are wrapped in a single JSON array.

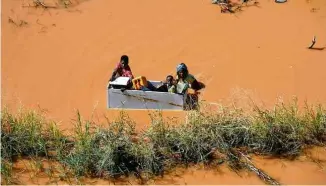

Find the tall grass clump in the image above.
[
  {"left": 249, "top": 100, "right": 306, "bottom": 157},
  {"left": 144, "top": 108, "right": 252, "bottom": 165},
  {"left": 302, "top": 102, "right": 326, "bottom": 144},
  {"left": 59, "top": 111, "right": 163, "bottom": 180},
  {"left": 1, "top": 106, "right": 70, "bottom": 160},
  {"left": 1, "top": 106, "right": 70, "bottom": 184},
  {"left": 249, "top": 99, "right": 326, "bottom": 157},
  {"left": 1, "top": 107, "right": 49, "bottom": 160}
]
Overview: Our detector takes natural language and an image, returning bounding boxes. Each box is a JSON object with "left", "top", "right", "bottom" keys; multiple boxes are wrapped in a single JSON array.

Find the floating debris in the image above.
[
  {"left": 212, "top": 0, "right": 225, "bottom": 4},
  {"left": 275, "top": 0, "right": 287, "bottom": 3},
  {"left": 211, "top": 0, "right": 234, "bottom": 13},
  {"left": 308, "top": 36, "right": 316, "bottom": 49}
]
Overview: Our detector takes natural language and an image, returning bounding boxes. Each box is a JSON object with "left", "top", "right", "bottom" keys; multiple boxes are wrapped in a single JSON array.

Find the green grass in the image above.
[
  {"left": 1, "top": 98, "right": 326, "bottom": 184},
  {"left": 1, "top": 107, "right": 49, "bottom": 160}
]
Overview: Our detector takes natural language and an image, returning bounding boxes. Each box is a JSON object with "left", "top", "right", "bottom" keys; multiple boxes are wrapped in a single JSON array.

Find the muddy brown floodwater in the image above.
[{"left": 2, "top": 0, "right": 326, "bottom": 184}]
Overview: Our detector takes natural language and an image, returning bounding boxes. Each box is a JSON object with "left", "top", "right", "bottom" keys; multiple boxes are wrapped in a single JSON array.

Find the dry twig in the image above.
[
  {"left": 239, "top": 152, "right": 280, "bottom": 185},
  {"left": 308, "top": 36, "right": 317, "bottom": 49}
]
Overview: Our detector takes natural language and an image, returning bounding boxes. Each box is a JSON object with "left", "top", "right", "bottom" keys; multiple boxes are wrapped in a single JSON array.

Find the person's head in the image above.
[
  {"left": 120, "top": 55, "right": 129, "bottom": 68},
  {"left": 176, "top": 63, "right": 188, "bottom": 79},
  {"left": 166, "top": 75, "right": 174, "bottom": 86}
]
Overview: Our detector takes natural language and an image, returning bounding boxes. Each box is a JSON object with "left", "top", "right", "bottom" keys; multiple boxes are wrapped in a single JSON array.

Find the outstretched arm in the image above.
[
  {"left": 110, "top": 69, "right": 118, "bottom": 81},
  {"left": 190, "top": 79, "right": 202, "bottom": 91},
  {"left": 110, "top": 63, "right": 123, "bottom": 81}
]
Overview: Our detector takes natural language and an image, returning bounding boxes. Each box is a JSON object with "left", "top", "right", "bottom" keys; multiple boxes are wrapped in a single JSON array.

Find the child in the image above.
[
  {"left": 110, "top": 55, "right": 134, "bottom": 81},
  {"left": 166, "top": 75, "right": 176, "bottom": 93}
]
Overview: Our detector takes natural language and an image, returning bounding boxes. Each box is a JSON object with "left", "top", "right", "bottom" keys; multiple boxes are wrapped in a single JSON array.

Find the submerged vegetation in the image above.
[{"left": 1, "top": 98, "right": 326, "bottom": 184}]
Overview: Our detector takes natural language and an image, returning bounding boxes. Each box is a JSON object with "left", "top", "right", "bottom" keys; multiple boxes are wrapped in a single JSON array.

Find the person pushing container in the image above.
[{"left": 175, "top": 63, "right": 204, "bottom": 94}]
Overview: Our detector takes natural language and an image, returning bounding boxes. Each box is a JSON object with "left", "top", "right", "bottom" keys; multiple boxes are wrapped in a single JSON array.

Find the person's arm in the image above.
[
  {"left": 186, "top": 74, "right": 202, "bottom": 91},
  {"left": 125, "top": 69, "right": 134, "bottom": 89},
  {"left": 125, "top": 70, "right": 134, "bottom": 79},
  {"left": 110, "top": 63, "right": 122, "bottom": 81},
  {"left": 191, "top": 79, "right": 202, "bottom": 91},
  {"left": 110, "top": 69, "right": 118, "bottom": 81},
  {"left": 123, "top": 65, "right": 134, "bottom": 79}
]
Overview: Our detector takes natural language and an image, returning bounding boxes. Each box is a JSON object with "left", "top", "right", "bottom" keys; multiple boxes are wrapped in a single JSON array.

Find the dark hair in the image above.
[
  {"left": 120, "top": 55, "right": 129, "bottom": 65},
  {"left": 166, "top": 75, "right": 173, "bottom": 79},
  {"left": 177, "top": 63, "right": 188, "bottom": 73}
]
